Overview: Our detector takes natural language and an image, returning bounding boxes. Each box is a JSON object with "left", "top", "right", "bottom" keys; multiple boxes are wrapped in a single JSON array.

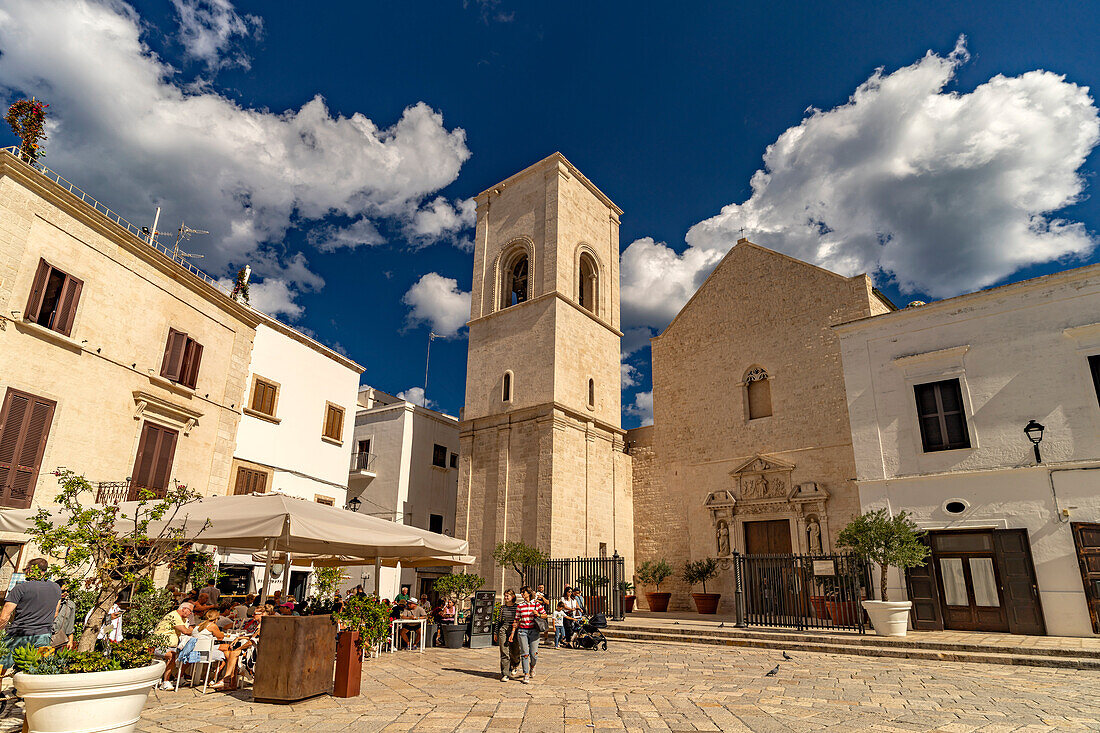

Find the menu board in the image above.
[{"left": 469, "top": 590, "right": 496, "bottom": 649}]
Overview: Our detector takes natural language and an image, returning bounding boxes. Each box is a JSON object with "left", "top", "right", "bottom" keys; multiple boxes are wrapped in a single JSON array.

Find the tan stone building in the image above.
[
  {"left": 629, "top": 240, "right": 893, "bottom": 611},
  {"left": 456, "top": 153, "right": 634, "bottom": 591},
  {"left": 0, "top": 149, "right": 258, "bottom": 578}
]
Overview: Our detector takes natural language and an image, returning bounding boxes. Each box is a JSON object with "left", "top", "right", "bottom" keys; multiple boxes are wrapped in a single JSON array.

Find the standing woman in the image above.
[
  {"left": 560, "top": 587, "right": 579, "bottom": 647},
  {"left": 512, "top": 586, "right": 547, "bottom": 684},
  {"left": 496, "top": 589, "right": 519, "bottom": 681}
]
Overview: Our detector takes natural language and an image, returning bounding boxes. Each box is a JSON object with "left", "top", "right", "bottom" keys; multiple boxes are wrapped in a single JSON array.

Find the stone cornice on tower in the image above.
[{"left": 475, "top": 151, "right": 624, "bottom": 218}]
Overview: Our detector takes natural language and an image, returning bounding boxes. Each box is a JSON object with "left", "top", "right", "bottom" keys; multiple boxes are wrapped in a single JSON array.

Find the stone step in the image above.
[
  {"left": 608, "top": 622, "right": 1100, "bottom": 659},
  {"left": 603, "top": 628, "right": 1100, "bottom": 670}
]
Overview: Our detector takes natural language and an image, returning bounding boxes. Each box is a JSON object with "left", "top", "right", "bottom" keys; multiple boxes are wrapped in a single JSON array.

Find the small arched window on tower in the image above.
[
  {"left": 502, "top": 370, "right": 513, "bottom": 404},
  {"left": 745, "top": 367, "right": 772, "bottom": 420},
  {"left": 501, "top": 251, "right": 529, "bottom": 309},
  {"left": 578, "top": 253, "right": 598, "bottom": 315},
  {"left": 587, "top": 378, "right": 595, "bottom": 410}
]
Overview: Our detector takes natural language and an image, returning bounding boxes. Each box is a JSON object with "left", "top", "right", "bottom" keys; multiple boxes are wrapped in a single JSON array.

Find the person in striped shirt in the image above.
[{"left": 511, "top": 586, "right": 547, "bottom": 684}]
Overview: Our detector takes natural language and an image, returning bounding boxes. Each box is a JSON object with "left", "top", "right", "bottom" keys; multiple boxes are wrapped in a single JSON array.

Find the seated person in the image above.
[
  {"left": 154, "top": 602, "right": 194, "bottom": 690},
  {"left": 191, "top": 608, "right": 240, "bottom": 691},
  {"left": 191, "top": 592, "right": 216, "bottom": 618},
  {"left": 216, "top": 602, "right": 235, "bottom": 631},
  {"left": 232, "top": 596, "right": 252, "bottom": 622},
  {"left": 389, "top": 599, "right": 405, "bottom": 621},
  {"left": 399, "top": 598, "right": 429, "bottom": 650}
]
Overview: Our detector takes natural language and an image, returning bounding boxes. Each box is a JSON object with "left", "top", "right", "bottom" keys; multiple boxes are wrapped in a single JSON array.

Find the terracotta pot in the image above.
[
  {"left": 624, "top": 595, "right": 636, "bottom": 613},
  {"left": 645, "top": 592, "right": 671, "bottom": 612},
  {"left": 691, "top": 592, "right": 721, "bottom": 614},
  {"left": 825, "top": 598, "right": 861, "bottom": 626},
  {"left": 809, "top": 595, "right": 828, "bottom": 619},
  {"left": 584, "top": 596, "right": 606, "bottom": 615},
  {"left": 333, "top": 630, "right": 361, "bottom": 698}
]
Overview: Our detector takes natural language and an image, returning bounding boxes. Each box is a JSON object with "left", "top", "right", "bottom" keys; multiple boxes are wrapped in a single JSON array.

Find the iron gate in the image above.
[
  {"left": 733, "top": 552, "right": 871, "bottom": 632},
  {"left": 523, "top": 554, "right": 626, "bottom": 620}
]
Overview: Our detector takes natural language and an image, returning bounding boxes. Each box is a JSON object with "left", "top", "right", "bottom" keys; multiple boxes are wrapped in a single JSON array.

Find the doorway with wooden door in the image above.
[
  {"left": 1072, "top": 523, "right": 1100, "bottom": 634},
  {"left": 743, "top": 519, "right": 792, "bottom": 555}
]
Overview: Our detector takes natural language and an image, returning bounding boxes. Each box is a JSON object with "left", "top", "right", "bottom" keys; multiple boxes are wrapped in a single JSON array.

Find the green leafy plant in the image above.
[
  {"left": 491, "top": 541, "right": 548, "bottom": 586},
  {"left": 616, "top": 580, "right": 634, "bottom": 594},
  {"left": 636, "top": 560, "right": 673, "bottom": 592},
  {"left": 313, "top": 566, "right": 344, "bottom": 601},
  {"left": 109, "top": 639, "right": 154, "bottom": 670},
  {"left": 29, "top": 470, "right": 206, "bottom": 653},
  {"left": 837, "top": 509, "right": 930, "bottom": 602},
  {"left": 121, "top": 585, "right": 174, "bottom": 645},
  {"left": 334, "top": 594, "right": 391, "bottom": 649},
  {"left": 681, "top": 558, "right": 723, "bottom": 594},
  {"left": 433, "top": 573, "right": 484, "bottom": 621},
  {"left": 63, "top": 651, "right": 116, "bottom": 674},
  {"left": 574, "top": 575, "right": 609, "bottom": 594}
]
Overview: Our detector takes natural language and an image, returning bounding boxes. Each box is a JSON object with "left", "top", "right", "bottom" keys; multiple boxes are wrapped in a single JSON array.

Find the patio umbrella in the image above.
[{"left": 248, "top": 552, "right": 476, "bottom": 569}]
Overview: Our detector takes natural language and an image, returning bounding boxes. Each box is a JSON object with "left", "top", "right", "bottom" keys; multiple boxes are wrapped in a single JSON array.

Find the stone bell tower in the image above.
[{"left": 456, "top": 153, "right": 634, "bottom": 591}]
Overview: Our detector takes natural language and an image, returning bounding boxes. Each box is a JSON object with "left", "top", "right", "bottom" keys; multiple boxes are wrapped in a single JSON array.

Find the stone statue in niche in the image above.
[
  {"left": 807, "top": 517, "right": 823, "bottom": 555},
  {"left": 716, "top": 520, "right": 730, "bottom": 556}
]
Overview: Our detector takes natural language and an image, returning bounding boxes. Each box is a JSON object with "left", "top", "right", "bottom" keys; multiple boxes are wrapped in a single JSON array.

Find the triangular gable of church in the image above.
[{"left": 727, "top": 453, "right": 797, "bottom": 476}]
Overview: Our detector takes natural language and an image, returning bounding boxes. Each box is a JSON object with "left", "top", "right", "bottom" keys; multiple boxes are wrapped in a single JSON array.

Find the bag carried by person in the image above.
[{"left": 534, "top": 615, "right": 549, "bottom": 632}]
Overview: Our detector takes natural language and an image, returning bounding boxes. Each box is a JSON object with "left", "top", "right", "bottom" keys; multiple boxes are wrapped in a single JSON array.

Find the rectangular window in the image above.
[
  {"left": 315, "top": 495, "right": 335, "bottom": 506},
  {"left": 160, "top": 328, "right": 203, "bottom": 389},
  {"left": 429, "top": 513, "right": 443, "bottom": 534},
  {"left": 131, "top": 422, "right": 178, "bottom": 499},
  {"left": 432, "top": 444, "right": 447, "bottom": 468},
  {"left": 1090, "top": 355, "right": 1100, "bottom": 407},
  {"left": 0, "top": 388, "right": 56, "bottom": 509},
  {"left": 322, "top": 402, "right": 345, "bottom": 442},
  {"left": 357, "top": 439, "right": 371, "bottom": 455},
  {"left": 249, "top": 377, "right": 279, "bottom": 417},
  {"left": 25, "top": 259, "right": 83, "bottom": 337},
  {"left": 449, "top": 452, "right": 458, "bottom": 469},
  {"left": 233, "top": 466, "right": 267, "bottom": 495},
  {"left": 914, "top": 379, "right": 971, "bottom": 452}
]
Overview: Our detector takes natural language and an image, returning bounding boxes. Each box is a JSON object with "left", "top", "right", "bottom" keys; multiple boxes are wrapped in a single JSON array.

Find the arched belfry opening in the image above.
[
  {"left": 500, "top": 249, "right": 529, "bottom": 310},
  {"left": 578, "top": 252, "right": 598, "bottom": 314}
]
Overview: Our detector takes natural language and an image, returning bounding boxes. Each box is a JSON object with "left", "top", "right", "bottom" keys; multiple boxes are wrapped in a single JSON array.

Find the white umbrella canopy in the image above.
[{"left": 249, "top": 551, "right": 476, "bottom": 568}]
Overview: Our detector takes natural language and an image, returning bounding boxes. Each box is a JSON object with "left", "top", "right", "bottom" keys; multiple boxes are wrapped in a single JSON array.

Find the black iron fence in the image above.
[
  {"left": 733, "top": 552, "right": 871, "bottom": 632},
  {"left": 523, "top": 554, "right": 626, "bottom": 620}
]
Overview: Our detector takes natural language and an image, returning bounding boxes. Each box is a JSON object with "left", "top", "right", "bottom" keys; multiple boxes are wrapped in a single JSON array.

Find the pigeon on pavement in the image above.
[
  {"left": 782, "top": 651, "right": 792, "bottom": 660},
  {"left": 764, "top": 664, "right": 780, "bottom": 677}
]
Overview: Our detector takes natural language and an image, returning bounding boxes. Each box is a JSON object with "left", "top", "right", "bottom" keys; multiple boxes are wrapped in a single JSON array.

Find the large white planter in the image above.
[
  {"left": 861, "top": 600, "right": 912, "bottom": 637},
  {"left": 15, "top": 659, "right": 165, "bottom": 733}
]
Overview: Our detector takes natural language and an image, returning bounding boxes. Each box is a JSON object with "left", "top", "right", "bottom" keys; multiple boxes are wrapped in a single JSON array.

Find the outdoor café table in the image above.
[{"left": 390, "top": 618, "right": 427, "bottom": 653}]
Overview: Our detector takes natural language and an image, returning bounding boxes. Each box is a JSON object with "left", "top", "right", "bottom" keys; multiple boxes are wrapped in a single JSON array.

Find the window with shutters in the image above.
[
  {"left": 160, "top": 328, "right": 203, "bottom": 390},
  {"left": 25, "top": 259, "right": 84, "bottom": 337},
  {"left": 247, "top": 376, "right": 280, "bottom": 418},
  {"left": 315, "top": 495, "right": 335, "bottom": 506},
  {"left": 432, "top": 444, "right": 447, "bottom": 468},
  {"left": 1090, "top": 355, "right": 1100, "bottom": 408},
  {"left": 449, "top": 452, "right": 458, "bottom": 469},
  {"left": 429, "top": 513, "right": 443, "bottom": 534},
  {"left": 0, "top": 388, "right": 56, "bottom": 509},
  {"left": 914, "top": 379, "right": 971, "bottom": 452},
  {"left": 233, "top": 466, "right": 267, "bottom": 495},
  {"left": 322, "top": 402, "right": 344, "bottom": 443},
  {"left": 744, "top": 367, "right": 772, "bottom": 420},
  {"left": 130, "top": 422, "right": 178, "bottom": 500}
]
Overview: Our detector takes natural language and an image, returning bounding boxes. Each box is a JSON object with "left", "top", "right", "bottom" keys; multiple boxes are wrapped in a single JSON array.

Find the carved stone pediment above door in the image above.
[{"left": 728, "top": 454, "right": 795, "bottom": 502}]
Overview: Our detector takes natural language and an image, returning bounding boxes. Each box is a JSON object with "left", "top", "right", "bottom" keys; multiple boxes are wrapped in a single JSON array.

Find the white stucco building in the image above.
[
  {"left": 836, "top": 263, "right": 1100, "bottom": 637},
  {"left": 346, "top": 386, "right": 460, "bottom": 600},
  {"left": 220, "top": 318, "right": 364, "bottom": 599}
]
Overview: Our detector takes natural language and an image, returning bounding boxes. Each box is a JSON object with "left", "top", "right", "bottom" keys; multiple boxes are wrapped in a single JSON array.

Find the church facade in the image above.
[
  {"left": 629, "top": 241, "right": 894, "bottom": 611},
  {"left": 455, "top": 153, "right": 634, "bottom": 591}
]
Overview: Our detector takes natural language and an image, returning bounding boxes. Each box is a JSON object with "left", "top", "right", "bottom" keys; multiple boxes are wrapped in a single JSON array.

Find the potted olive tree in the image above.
[
  {"left": 15, "top": 470, "right": 204, "bottom": 733},
  {"left": 618, "top": 581, "right": 636, "bottom": 613},
  {"left": 575, "top": 575, "right": 610, "bottom": 615},
  {"left": 636, "top": 560, "right": 673, "bottom": 612},
  {"left": 682, "top": 558, "right": 723, "bottom": 614},
  {"left": 433, "top": 573, "right": 484, "bottom": 648},
  {"left": 838, "top": 509, "right": 930, "bottom": 637}
]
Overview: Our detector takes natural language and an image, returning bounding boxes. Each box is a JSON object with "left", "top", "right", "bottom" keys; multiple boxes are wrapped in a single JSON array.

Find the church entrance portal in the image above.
[{"left": 744, "top": 520, "right": 792, "bottom": 555}]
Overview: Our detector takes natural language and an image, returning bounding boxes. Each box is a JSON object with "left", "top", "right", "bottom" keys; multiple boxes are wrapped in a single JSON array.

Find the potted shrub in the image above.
[
  {"left": 333, "top": 593, "right": 390, "bottom": 696},
  {"left": 636, "top": 560, "right": 673, "bottom": 612},
  {"left": 15, "top": 470, "right": 204, "bottom": 733},
  {"left": 575, "top": 575, "right": 609, "bottom": 615},
  {"left": 682, "top": 558, "right": 722, "bottom": 614},
  {"left": 819, "top": 573, "right": 862, "bottom": 626},
  {"left": 838, "top": 509, "right": 929, "bottom": 637},
  {"left": 618, "top": 581, "right": 636, "bottom": 613},
  {"left": 808, "top": 574, "right": 829, "bottom": 620},
  {"left": 433, "top": 573, "right": 484, "bottom": 648}
]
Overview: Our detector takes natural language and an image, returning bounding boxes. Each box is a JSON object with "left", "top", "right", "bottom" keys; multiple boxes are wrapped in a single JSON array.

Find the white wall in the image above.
[{"left": 837, "top": 264, "right": 1100, "bottom": 636}]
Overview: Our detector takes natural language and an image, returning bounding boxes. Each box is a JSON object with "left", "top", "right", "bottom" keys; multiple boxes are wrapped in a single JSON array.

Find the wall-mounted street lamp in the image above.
[
  {"left": 345, "top": 496, "right": 362, "bottom": 513},
  {"left": 1024, "top": 420, "right": 1045, "bottom": 464}
]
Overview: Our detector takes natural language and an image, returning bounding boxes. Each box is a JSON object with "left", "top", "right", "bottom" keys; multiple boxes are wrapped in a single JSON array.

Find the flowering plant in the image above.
[{"left": 5, "top": 99, "right": 48, "bottom": 162}]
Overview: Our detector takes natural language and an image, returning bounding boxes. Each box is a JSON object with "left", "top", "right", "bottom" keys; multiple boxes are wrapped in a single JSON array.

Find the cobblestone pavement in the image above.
[{"left": 7, "top": 640, "right": 1100, "bottom": 732}]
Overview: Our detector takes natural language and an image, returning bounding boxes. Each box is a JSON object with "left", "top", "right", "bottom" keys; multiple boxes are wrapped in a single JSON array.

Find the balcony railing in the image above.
[
  {"left": 349, "top": 451, "right": 377, "bottom": 473},
  {"left": 94, "top": 480, "right": 132, "bottom": 505}
]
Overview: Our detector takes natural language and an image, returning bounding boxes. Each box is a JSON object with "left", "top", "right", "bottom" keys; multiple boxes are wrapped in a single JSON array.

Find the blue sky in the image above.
[{"left": 2, "top": 1, "right": 1099, "bottom": 427}]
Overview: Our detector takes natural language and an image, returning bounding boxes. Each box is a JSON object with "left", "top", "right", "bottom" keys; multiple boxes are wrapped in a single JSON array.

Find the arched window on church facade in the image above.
[
  {"left": 745, "top": 367, "right": 772, "bottom": 420},
  {"left": 587, "top": 377, "right": 595, "bottom": 409},
  {"left": 578, "top": 253, "right": 598, "bottom": 315},
  {"left": 503, "top": 370, "right": 513, "bottom": 403},
  {"left": 500, "top": 250, "right": 529, "bottom": 310}
]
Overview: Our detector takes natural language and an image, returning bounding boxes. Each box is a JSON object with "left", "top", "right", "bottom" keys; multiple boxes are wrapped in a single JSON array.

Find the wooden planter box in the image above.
[{"left": 254, "top": 615, "right": 336, "bottom": 703}]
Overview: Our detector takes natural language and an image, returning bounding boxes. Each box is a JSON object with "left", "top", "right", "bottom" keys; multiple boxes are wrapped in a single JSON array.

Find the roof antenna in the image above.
[
  {"left": 140, "top": 206, "right": 164, "bottom": 246},
  {"left": 171, "top": 220, "right": 208, "bottom": 263}
]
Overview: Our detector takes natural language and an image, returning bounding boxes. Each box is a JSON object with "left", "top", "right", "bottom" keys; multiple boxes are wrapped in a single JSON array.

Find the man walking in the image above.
[{"left": 0, "top": 558, "right": 62, "bottom": 671}]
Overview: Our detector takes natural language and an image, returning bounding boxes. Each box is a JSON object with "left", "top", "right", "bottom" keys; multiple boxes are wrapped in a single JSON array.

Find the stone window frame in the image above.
[
  {"left": 494, "top": 238, "right": 534, "bottom": 312},
  {"left": 741, "top": 366, "right": 773, "bottom": 422},
  {"left": 502, "top": 370, "right": 514, "bottom": 405},
  {"left": 893, "top": 345, "right": 980, "bottom": 465},
  {"left": 587, "top": 376, "right": 596, "bottom": 411},
  {"left": 574, "top": 243, "right": 603, "bottom": 317}
]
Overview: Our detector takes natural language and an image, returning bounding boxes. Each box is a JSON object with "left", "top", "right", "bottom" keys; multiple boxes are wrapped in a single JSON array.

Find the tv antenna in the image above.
[
  {"left": 171, "top": 221, "right": 208, "bottom": 263},
  {"left": 141, "top": 206, "right": 167, "bottom": 246}
]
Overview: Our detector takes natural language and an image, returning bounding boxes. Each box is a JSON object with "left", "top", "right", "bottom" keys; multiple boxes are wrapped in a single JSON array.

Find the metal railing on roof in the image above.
[{"left": 0, "top": 146, "right": 231, "bottom": 297}]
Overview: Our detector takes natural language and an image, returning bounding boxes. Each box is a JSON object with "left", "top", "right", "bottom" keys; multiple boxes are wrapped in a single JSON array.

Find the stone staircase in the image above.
[{"left": 603, "top": 621, "right": 1100, "bottom": 670}]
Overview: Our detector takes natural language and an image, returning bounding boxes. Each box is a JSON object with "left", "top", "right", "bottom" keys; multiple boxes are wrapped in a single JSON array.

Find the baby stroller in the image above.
[{"left": 572, "top": 613, "right": 608, "bottom": 651}]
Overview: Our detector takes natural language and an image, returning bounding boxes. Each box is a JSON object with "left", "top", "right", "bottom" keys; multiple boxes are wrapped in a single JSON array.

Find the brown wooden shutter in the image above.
[
  {"left": 54, "top": 275, "right": 83, "bottom": 337},
  {"left": 181, "top": 340, "right": 203, "bottom": 389},
  {"left": 160, "top": 330, "right": 188, "bottom": 381},
  {"left": 0, "top": 389, "right": 56, "bottom": 509},
  {"left": 151, "top": 428, "right": 177, "bottom": 496},
  {"left": 904, "top": 535, "right": 943, "bottom": 630},
  {"left": 253, "top": 470, "right": 266, "bottom": 493},
  {"left": 261, "top": 383, "right": 277, "bottom": 415},
  {"left": 131, "top": 423, "right": 178, "bottom": 498},
  {"left": 24, "top": 259, "right": 51, "bottom": 323}
]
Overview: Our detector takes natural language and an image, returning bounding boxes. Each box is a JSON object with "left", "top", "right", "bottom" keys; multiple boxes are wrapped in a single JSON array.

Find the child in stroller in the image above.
[{"left": 571, "top": 612, "right": 608, "bottom": 650}]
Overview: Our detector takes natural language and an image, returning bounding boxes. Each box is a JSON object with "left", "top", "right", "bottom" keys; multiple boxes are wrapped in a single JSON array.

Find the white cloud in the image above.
[
  {"left": 215, "top": 274, "right": 309, "bottom": 320},
  {"left": 402, "top": 273, "right": 471, "bottom": 338},
  {"left": 407, "top": 196, "right": 476, "bottom": 251},
  {"left": 308, "top": 217, "right": 385, "bottom": 253},
  {"left": 170, "top": 0, "right": 260, "bottom": 70},
  {"left": 621, "top": 362, "right": 641, "bottom": 389},
  {"left": 625, "top": 391, "right": 653, "bottom": 427},
  {"left": 622, "top": 37, "right": 1100, "bottom": 330},
  {"left": 621, "top": 326, "right": 655, "bottom": 358},
  {"left": 0, "top": 0, "right": 471, "bottom": 315},
  {"left": 396, "top": 387, "right": 435, "bottom": 408}
]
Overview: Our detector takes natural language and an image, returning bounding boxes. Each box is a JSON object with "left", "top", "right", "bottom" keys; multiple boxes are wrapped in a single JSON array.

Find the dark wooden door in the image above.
[
  {"left": 129, "top": 422, "right": 178, "bottom": 499},
  {"left": 931, "top": 531, "right": 1009, "bottom": 632},
  {"left": 993, "top": 529, "right": 1045, "bottom": 635},
  {"left": 905, "top": 534, "right": 943, "bottom": 630},
  {"left": 1072, "top": 523, "right": 1100, "bottom": 634},
  {"left": 744, "top": 520, "right": 792, "bottom": 555}
]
